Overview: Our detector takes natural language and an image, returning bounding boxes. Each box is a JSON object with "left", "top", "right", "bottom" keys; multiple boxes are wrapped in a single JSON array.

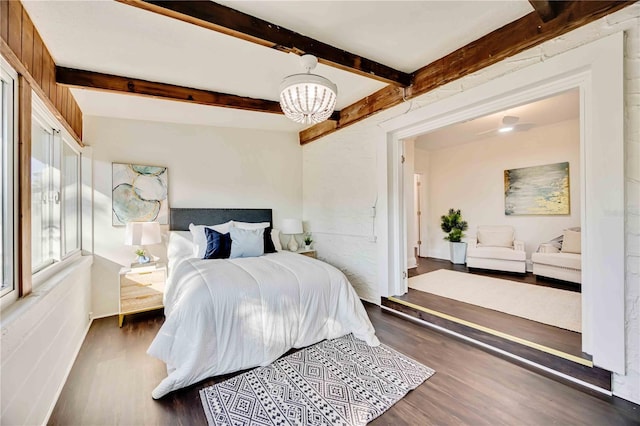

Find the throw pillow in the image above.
[
  {"left": 271, "top": 229, "right": 283, "bottom": 251},
  {"left": 229, "top": 227, "right": 265, "bottom": 259},
  {"left": 561, "top": 229, "right": 581, "bottom": 254},
  {"left": 203, "top": 228, "right": 232, "bottom": 259},
  {"left": 232, "top": 221, "right": 276, "bottom": 253},
  {"left": 189, "top": 221, "right": 233, "bottom": 258},
  {"left": 477, "top": 227, "right": 514, "bottom": 248}
]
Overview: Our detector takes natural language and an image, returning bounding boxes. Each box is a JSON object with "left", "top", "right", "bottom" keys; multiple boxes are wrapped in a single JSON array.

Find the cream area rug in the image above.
[{"left": 408, "top": 269, "right": 581, "bottom": 332}]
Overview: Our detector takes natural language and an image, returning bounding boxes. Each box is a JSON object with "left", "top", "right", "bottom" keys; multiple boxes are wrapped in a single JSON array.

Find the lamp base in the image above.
[{"left": 287, "top": 235, "right": 299, "bottom": 252}]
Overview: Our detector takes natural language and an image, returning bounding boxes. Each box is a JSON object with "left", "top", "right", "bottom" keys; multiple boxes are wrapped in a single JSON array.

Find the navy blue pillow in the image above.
[
  {"left": 204, "top": 227, "right": 232, "bottom": 259},
  {"left": 264, "top": 227, "right": 276, "bottom": 254}
]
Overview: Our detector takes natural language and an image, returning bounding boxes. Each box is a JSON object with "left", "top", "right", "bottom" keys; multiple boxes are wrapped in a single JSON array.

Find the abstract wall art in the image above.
[
  {"left": 112, "top": 163, "right": 168, "bottom": 225},
  {"left": 504, "top": 162, "right": 570, "bottom": 215}
]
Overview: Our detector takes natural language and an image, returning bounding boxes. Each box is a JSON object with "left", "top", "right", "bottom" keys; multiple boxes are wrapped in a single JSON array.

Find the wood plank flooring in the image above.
[
  {"left": 410, "top": 256, "right": 580, "bottom": 292},
  {"left": 49, "top": 307, "right": 639, "bottom": 425},
  {"left": 406, "top": 257, "right": 583, "bottom": 354}
]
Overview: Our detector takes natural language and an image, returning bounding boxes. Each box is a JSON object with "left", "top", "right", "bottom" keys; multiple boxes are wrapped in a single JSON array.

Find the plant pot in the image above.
[
  {"left": 450, "top": 242, "right": 467, "bottom": 265},
  {"left": 304, "top": 245, "right": 311, "bottom": 251}
]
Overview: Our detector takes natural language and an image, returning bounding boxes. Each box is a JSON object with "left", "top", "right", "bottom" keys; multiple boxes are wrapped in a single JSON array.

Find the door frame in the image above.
[{"left": 378, "top": 32, "right": 624, "bottom": 373}]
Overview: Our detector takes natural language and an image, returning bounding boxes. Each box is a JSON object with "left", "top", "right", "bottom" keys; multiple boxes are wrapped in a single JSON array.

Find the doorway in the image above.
[{"left": 379, "top": 33, "right": 624, "bottom": 378}]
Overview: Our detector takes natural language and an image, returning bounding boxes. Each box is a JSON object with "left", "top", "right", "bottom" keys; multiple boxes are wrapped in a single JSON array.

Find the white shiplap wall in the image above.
[
  {"left": 0, "top": 257, "right": 92, "bottom": 425},
  {"left": 302, "top": 5, "right": 640, "bottom": 404}
]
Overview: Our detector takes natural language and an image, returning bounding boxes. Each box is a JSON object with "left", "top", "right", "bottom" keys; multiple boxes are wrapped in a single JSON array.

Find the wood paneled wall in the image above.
[{"left": 1, "top": 0, "right": 83, "bottom": 144}]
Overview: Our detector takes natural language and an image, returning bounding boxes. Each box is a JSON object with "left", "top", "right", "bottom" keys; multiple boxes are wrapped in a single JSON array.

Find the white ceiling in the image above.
[
  {"left": 415, "top": 89, "right": 580, "bottom": 151},
  {"left": 22, "top": 0, "right": 535, "bottom": 132}
]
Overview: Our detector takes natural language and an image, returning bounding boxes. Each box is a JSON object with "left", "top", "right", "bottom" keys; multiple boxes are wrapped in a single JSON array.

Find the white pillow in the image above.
[
  {"left": 189, "top": 221, "right": 233, "bottom": 258},
  {"left": 561, "top": 229, "right": 581, "bottom": 254},
  {"left": 477, "top": 227, "right": 514, "bottom": 248},
  {"left": 232, "top": 221, "right": 270, "bottom": 230},
  {"left": 271, "top": 229, "right": 282, "bottom": 251}
]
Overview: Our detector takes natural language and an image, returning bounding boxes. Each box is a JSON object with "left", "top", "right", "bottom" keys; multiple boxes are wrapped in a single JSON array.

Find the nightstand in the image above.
[
  {"left": 296, "top": 249, "right": 317, "bottom": 259},
  {"left": 119, "top": 264, "right": 166, "bottom": 327}
]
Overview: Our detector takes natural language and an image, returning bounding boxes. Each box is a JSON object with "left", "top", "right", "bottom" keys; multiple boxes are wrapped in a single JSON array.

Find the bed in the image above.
[{"left": 147, "top": 208, "right": 379, "bottom": 398}]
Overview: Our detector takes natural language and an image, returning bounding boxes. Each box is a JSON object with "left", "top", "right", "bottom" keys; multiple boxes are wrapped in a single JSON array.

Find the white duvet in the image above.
[{"left": 147, "top": 232, "right": 379, "bottom": 398}]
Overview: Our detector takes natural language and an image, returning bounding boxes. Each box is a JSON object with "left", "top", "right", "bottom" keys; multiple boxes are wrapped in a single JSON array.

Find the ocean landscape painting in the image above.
[
  {"left": 112, "top": 163, "right": 168, "bottom": 225},
  {"left": 504, "top": 162, "right": 570, "bottom": 215}
]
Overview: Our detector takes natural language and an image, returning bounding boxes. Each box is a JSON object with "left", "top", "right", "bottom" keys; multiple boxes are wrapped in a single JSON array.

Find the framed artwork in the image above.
[
  {"left": 504, "top": 162, "right": 570, "bottom": 215},
  {"left": 112, "top": 163, "right": 168, "bottom": 225}
]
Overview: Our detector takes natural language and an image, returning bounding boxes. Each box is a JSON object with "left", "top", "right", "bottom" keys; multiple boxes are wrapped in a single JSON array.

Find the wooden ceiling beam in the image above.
[
  {"left": 300, "top": 0, "right": 635, "bottom": 145},
  {"left": 528, "top": 1, "right": 560, "bottom": 23},
  {"left": 116, "top": 0, "right": 411, "bottom": 87},
  {"left": 56, "top": 66, "right": 285, "bottom": 114}
]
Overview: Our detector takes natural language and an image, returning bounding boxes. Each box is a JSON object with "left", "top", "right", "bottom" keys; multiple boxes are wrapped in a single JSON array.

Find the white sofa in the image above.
[
  {"left": 532, "top": 243, "right": 582, "bottom": 284},
  {"left": 466, "top": 225, "right": 526, "bottom": 273}
]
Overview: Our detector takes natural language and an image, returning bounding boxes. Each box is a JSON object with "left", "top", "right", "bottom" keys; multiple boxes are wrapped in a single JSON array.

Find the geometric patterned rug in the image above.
[{"left": 199, "top": 334, "right": 435, "bottom": 425}]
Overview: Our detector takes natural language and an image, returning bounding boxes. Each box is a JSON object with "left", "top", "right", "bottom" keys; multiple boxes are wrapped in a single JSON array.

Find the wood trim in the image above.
[
  {"left": 0, "top": 38, "right": 83, "bottom": 146},
  {"left": 299, "top": 0, "right": 636, "bottom": 145},
  {"left": 31, "top": 29, "right": 42, "bottom": 84},
  {"left": 56, "top": 66, "right": 285, "bottom": 114},
  {"left": 0, "top": 0, "right": 83, "bottom": 143},
  {"left": 382, "top": 297, "right": 613, "bottom": 392},
  {"left": 528, "top": 1, "right": 559, "bottom": 23},
  {"left": 20, "top": 8, "right": 33, "bottom": 73},
  {"left": 116, "top": 0, "right": 411, "bottom": 87},
  {"left": 7, "top": 0, "right": 22, "bottom": 59},
  {"left": 18, "top": 76, "right": 32, "bottom": 297},
  {"left": 0, "top": 0, "right": 8, "bottom": 43}
]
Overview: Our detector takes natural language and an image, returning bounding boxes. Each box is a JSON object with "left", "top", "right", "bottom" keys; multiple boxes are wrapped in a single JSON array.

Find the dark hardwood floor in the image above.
[
  {"left": 409, "top": 256, "right": 580, "bottom": 293},
  {"left": 404, "top": 256, "right": 584, "bottom": 354},
  {"left": 49, "top": 307, "right": 639, "bottom": 425}
]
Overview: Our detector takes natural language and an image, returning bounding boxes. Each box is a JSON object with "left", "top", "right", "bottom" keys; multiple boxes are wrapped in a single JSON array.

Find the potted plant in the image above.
[
  {"left": 440, "top": 208, "right": 468, "bottom": 264},
  {"left": 303, "top": 234, "right": 313, "bottom": 250},
  {"left": 135, "top": 248, "right": 150, "bottom": 264}
]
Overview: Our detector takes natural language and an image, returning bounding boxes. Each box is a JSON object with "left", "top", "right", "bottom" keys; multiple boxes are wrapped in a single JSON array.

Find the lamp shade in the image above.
[
  {"left": 280, "top": 218, "right": 303, "bottom": 235},
  {"left": 124, "top": 221, "right": 161, "bottom": 246}
]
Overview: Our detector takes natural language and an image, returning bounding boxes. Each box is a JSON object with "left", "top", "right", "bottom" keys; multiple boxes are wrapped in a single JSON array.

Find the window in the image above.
[
  {"left": 0, "top": 58, "right": 16, "bottom": 300},
  {"left": 31, "top": 96, "right": 80, "bottom": 275}
]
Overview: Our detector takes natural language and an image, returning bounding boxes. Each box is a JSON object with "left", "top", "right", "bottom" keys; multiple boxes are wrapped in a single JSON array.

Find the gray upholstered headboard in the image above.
[{"left": 169, "top": 208, "right": 273, "bottom": 231}]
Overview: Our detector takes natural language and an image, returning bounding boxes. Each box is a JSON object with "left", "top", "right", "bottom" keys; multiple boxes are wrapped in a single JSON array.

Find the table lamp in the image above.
[
  {"left": 124, "top": 221, "right": 161, "bottom": 264},
  {"left": 280, "top": 218, "right": 303, "bottom": 252}
]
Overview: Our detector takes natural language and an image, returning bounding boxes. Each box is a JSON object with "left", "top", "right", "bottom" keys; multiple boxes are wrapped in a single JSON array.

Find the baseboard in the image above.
[
  {"left": 91, "top": 311, "right": 119, "bottom": 320},
  {"left": 43, "top": 317, "right": 94, "bottom": 426},
  {"left": 407, "top": 256, "right": 417, "bottom": 269}
]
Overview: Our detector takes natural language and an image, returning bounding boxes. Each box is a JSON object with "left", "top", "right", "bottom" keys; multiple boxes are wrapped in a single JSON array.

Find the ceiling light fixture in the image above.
[
  {"left": 498, "top": 126, "right": 514, "bottom": 133},
  {"left": 279, "top": 55, "right": 337, "bottom": 125}
]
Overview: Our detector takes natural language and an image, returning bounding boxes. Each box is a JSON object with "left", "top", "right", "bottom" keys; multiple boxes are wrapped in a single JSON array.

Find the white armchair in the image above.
[
  {"left": 531, "top": 230, "right": 582, "bottom": 284},
  {"left": 466, "top": 225, "right": 526, "bottom": 273}
]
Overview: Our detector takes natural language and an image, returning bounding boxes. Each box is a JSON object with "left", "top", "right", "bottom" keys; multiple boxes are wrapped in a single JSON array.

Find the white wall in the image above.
[
  {"left": 85, "top": 116, "right": 302, "bottom": 317},
  {"left": 418, "top": 119, "right": 580, "bottom": 265},
  {"left": 302, "top": 6, "right": 639, "bottom": 403},
  {"left": 0, "top": 257, "right": 92, "bottom": 425},
  {"left": 403, "top": 138, "right": 416, "bottom": 268},
  {"left": 414, "top": 148, "right": 430, "bottom": 257}
]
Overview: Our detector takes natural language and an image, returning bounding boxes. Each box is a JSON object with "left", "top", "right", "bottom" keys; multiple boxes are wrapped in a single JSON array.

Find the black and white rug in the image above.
[{"left": 199, "top": 334, "right": 435, "bottom": 425}]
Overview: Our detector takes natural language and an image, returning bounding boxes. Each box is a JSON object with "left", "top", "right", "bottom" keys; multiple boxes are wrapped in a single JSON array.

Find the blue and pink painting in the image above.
[
  {"left": 504, "top": 162, "right": 570, "bottom": 215},
  {"left": 112, "top": 163, "right": 168, "bottom": 225}
]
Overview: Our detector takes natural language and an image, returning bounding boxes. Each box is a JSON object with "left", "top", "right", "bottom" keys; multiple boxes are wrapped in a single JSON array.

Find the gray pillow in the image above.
[{"left": 229, "top": 227, "right": 265, "bottom": 259}]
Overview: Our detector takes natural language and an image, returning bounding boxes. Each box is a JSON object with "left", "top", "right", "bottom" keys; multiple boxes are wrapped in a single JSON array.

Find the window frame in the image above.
[
  {"left": 31, "top": 93, "right": 82, "bottom": 283},
  {"left": 0, "top": 56, "right": 18, "bottom": 307}
]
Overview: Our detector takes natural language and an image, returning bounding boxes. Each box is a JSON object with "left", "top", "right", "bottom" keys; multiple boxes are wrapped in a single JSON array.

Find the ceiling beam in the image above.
[
  {"left": 56, "top": 66, "right": 285, "bottom": 114},
  {"left": 300, "top": 0, "right": 635, "bottom": 145},
  {"left": 116, "top": 0, "right": 411, "bottom": 87},
  {"left": 528, "top": 1, "right": 559, "bottom": 23}
]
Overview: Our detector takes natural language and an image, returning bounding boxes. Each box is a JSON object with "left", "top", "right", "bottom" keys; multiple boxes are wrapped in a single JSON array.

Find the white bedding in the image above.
[{"left": 147, "top": 232, "right": 379, "bottom": 398}]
